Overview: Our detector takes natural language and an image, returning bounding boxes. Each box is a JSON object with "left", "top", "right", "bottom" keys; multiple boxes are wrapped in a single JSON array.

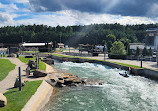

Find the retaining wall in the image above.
[{"left": 51, "top": 55, "right": 158, "bottom": 80}]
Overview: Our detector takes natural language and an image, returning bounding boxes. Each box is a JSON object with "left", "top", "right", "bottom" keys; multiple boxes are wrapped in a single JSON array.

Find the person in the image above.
[{"left": 124, "top": 71, "right": 128, "bottom": 77}]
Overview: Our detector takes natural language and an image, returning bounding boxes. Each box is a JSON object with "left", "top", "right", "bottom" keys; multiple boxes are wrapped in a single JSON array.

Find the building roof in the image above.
[
  {"left": 57, "top": 43, "right": 64, "bottom": 45},
  {"left": 22, "top": 42, "right": 52, "bottom": 47},
  {"left": 146, "top": 28, "right": 158, "bottom": 32}
]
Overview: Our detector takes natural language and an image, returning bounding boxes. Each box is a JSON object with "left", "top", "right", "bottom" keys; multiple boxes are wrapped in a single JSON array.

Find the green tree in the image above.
[
  {"left": 107, "top": 41, "right": 112, "bottom": 52},
  {"left": 106, "top": 34, "right": 116, "bottom": 43},
  {"left": 148, "top": 47, "right": 152, "bottom": 56},
  {"left": 135, "top": 47, "right": 140, "bottom": 56},
  {"left": 142, "top": 47, "right": 147, "bottom": 56},
  {"left": 127, "top": 45, "right": 132, "bottom": 55},
  {"left": 110, "top": 41, "right": 126, "bottom": 55}
]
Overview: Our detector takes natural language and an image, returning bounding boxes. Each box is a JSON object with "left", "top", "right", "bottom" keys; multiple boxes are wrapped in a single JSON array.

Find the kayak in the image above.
[{"left": 119, "top": 72, "right": 129, "bottom": 77}]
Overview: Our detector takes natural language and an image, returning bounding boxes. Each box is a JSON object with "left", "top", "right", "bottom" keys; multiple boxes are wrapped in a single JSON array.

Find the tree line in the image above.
[{"left": 0, "top": 23, "right": 158, "bottom": 47}]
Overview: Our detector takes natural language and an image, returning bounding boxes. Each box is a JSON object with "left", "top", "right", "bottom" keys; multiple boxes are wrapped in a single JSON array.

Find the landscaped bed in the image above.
[
  {"left": 0, "top": 59, "right": 16, "bottom": 81},
  {"left": 18, "top": 56, "right": 46, "bottom": 71},
  {"left": 0, "top": 80, "right": 42, "bottom": 111}
]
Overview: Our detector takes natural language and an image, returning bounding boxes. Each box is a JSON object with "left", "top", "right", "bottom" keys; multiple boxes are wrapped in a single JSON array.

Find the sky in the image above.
[{"left": 0, "top": 0, "right": 158, "bottom": 27}]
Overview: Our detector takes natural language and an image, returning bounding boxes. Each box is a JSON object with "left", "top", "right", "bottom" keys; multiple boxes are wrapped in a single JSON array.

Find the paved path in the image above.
[
  {"left": 61, "top": 52, "right": 158, "bottom": 71},
  {"left": 0, "top": 57, "right": 27, "bottom": 93},
  {"left": 86, "top": 54, "right": 158, "bottom": 71}
]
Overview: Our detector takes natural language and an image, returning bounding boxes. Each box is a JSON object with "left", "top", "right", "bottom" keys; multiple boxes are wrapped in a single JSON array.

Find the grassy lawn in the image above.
[
  {"left": 0, "top": 80, "right": 42, "bottom": 111},
  {"left": 0, "top": 59, "right": 16, "bottom": 81},
  {"left": 110, "top": 61, "right": 143, "bottom": 69},
  {"left": 18, "top": 56, "right": 46, "bottom": 71},
  {"left": 52, "top": 53, "right": 143, "bottom": 69},
  {"left": 19, "top": 51, "right": 39, "bottom": 53}
]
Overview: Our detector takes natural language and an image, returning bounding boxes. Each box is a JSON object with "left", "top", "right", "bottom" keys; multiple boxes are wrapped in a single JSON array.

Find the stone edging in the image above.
[{"left": 21, "top": 80, "right": 53, "bottom": 111}]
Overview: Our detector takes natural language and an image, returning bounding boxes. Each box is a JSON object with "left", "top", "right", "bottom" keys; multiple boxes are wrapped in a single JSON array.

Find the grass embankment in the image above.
[
  {"left": 0, "top": 59, "right": 16, "bottom": 81},
  {"left": 0, "top": 80, "right": 42, "bottom": 111},
  {"left": 52, "top": 53, "right": 143, "bottom": 69},
  {"left": 18, "top": 56, "right": 46, "bottom": 70}
]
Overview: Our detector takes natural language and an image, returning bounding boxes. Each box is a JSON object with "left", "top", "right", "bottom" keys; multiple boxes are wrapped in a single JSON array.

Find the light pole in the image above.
[{"left": 140, "top": 54, "right": 143, "bottom": 68}]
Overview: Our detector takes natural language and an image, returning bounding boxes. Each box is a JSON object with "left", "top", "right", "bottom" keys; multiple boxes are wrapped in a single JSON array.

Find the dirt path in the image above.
[{"left": 0, "top": 57, "right": 27, "bottom": 93}]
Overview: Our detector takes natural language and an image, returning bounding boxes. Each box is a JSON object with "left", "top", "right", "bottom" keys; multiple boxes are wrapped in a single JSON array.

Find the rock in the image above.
[
  {"left": 14, "top": 78, "right": 25, "bottom": 88},
  {"left": 55, "top": 81, "right": 64, "bottom": 87},
  {"left": 64, "top": 79, "right": 73, "bottom": 85},
  {"left": 41, "top": 58, "right": 54, "bottom": 65},
  {"left": 33, "top": 69, "right": 47, "bottom": 78},
  {"left": 50, "top": 79, "right": 56, "bottom": 83},
  {"left": 25, "top": 55, "right": 33, "bottom": 58},
  {"left": 28, "top": 60, "right": 36, "bottom": 69},
  {"left": 0, "top": 93, "right": 7, "bottom": 107}
]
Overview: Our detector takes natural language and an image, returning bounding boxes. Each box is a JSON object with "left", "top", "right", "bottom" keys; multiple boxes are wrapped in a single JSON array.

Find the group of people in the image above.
[{"left": 0, "top": 51, "right": 5, "bottom": 57}]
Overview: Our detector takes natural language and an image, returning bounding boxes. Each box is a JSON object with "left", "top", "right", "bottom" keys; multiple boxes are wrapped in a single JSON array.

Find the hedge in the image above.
[{"left": 108, "top": 54, "right": 127, "bottom": 59}]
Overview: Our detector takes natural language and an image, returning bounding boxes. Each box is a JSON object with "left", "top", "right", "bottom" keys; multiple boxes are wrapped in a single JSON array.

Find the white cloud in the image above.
[
  {"left": 0, "top": 13, "right": 15, "bottom": 27},
  {"left": 0, "top": 3, "right": 18, "bottom": 12},
  {"left": 14, "top": 10, "right": 158, "bottom": 27},
  {"left": 9, "top": 0, "right": 29, "bottom": 3}
]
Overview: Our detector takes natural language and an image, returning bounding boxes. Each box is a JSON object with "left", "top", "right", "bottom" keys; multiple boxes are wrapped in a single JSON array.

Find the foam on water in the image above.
[{"left": 44, "top": 62, "right": 158, "bottom": 111}]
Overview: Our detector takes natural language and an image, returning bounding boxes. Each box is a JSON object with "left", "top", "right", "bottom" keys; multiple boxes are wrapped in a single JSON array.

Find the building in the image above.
[
  {"left": 129, "top": 43, "right": 145, "bottom": 50},
  {"left": 146, "top": 28, "right": 158, "bottom": 51},
  {"left": 57, "top": 43, "right": 65, "bottom": 48},
  {"left": 157, "top": 47, "right": 158, "bottom": 65},
  {"left": 0, "top": 43, "right": 19, "bottom": 54},
  {"left": 21, "top": 42, "right": 53, "bottom": 52},
  {"left": 129, "top": 43, "right": 145, "bottom": 54}
]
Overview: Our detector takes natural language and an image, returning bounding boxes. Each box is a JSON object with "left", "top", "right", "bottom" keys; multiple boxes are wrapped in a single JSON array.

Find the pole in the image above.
[
  {"left": 38, "top": 54, "right": 39, "bottom": 69},
  {"left": 140, "top": 55, "right": 143, "bottom": 68},
  {"left": 141, "top": 59, "right": 142, "bottom": 68},
  {"left": 36, "top": 55, "right": 38, "bottom": 69},
  {"left": 18, "top": 67, "right": 22, "bottom": 91},
  {"left": 104, "top": 45, "right": 105, "bottom": 61}
]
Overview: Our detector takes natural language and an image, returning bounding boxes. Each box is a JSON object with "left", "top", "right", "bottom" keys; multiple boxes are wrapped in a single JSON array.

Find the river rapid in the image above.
[{"left": 44, "top": 61, "right": 158, "bottom": 111}]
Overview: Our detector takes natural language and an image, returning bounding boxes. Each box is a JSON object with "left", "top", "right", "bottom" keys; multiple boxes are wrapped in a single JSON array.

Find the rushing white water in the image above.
[{"left": 44, "top": 62, "right": 158, "bottom": 111}]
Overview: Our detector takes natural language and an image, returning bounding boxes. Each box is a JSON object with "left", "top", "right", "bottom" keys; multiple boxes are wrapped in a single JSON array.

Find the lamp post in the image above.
[
  {"left": 140, "top": 54, "right": 143, "bottom": 68},
  {"left": 18, "top": 67, "right": 22, "bottom": 91},
  {"left": 104, "top": 45, "right": 106, "bottom": 61}
]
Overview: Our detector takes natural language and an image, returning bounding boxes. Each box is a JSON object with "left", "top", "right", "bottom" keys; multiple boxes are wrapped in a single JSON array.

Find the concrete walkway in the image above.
[
  {"left": 86, "top": 54, "right": 158, "bottom": 71},
  {"left": 0, "top": 57, "right": 27, "bottom": 93},
  {"left": 61, "top": 51, "right": 158, "bottom": 71}
]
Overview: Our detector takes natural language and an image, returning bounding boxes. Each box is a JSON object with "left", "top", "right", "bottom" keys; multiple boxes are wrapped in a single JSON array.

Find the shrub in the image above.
[
  {"left": 110, "top": 41, "right": 126, "bottom": 55},
  {"left": 108, "top": 54, "right": 127, "bottom": 59}
]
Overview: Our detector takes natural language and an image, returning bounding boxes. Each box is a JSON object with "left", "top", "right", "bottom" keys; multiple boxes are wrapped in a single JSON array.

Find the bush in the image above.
[
  {"left": 108, "top": 54, "right": 127, "bottom": 59},
  {"left": 110, "top": 41, "right": 126, "bottom": 55}
]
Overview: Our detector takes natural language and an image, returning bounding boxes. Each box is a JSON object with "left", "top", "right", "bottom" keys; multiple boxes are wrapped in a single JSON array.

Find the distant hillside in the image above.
[{"left": 0, "top": 23, "right": 158, "bottom": 47}]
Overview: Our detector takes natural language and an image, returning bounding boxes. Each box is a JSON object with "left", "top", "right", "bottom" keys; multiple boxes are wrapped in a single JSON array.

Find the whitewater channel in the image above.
[{"left": 44, "top": 61, "right": 158, "bottom": 111}]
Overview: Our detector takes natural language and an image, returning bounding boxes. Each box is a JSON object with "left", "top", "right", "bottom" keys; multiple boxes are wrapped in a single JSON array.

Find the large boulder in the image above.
[
  {"left": 0, "top": 93, "right": 7, "bottom": 107},
  {"left": 33, "top": 69, "right": 47, "bottom": 78},
  {"left": 14, "top": 78, "right": 25, "bottom": 88}
]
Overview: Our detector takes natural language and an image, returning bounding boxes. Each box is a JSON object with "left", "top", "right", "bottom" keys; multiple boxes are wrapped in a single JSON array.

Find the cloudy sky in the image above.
[{"left": 0, "top": 0, "right": 158, "bottom": 27}]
